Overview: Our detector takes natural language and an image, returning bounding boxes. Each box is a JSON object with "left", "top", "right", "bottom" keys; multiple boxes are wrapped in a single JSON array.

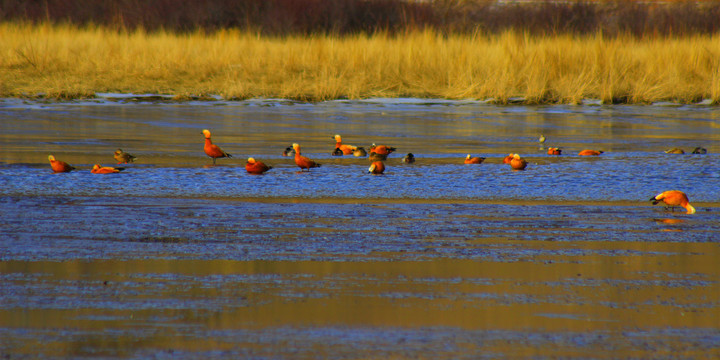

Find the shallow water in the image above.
[{"left": 1, "top": 97, "right": 719, "bottom": 359}]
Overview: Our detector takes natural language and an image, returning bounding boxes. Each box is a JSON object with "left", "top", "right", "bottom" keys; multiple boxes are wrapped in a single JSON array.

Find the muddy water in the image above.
[{"left": 1, "top": 97, "right": 720, "bottom": 358}]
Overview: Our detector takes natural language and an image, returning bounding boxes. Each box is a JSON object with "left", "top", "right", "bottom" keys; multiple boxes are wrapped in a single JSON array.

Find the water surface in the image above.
[{"left": 1, "top": 98, "right": 719, "bottom": 359}]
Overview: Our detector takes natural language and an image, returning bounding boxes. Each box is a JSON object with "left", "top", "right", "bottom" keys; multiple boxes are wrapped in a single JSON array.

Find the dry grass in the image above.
[{"left": 1, "top": 23, "right": 719, "bottom": 104}]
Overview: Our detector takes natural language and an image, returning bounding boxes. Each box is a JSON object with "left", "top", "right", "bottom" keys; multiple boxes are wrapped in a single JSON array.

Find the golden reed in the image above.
[{"left": 1, "top": 22, "right": 719, "bottom": 104}]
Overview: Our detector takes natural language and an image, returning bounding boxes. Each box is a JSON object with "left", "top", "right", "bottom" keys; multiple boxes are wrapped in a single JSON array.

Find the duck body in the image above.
[
  {"left": 353, "top": 147, "right": 367, "bottom": 157},
  {"left": 402, "top": 153, "right": 415, "bottom": 163},
  {"left": 202, "top": 129, "right": 232, "bottom": 164},
  {"left": 245, "top": 158, "right": 272, "bottom": 174},
  {"left": 368, "top": 152, "right": 388, "bottom": 162},
  {"left": 664, "top": 148, "right": 685, "bottom": 154},
  {"left": 333, "top": 135, "right": 357, "bottom": 155},
  {"left": 48, "top": 155, "right": 75, "bottom": 173},
  {"left": 464, "top": 154, "right": 485, "bottom": 164},
  {"left": 502, "top": 154, "right": 514, "bottom": 164},
  {"left": 547, "top": 147, "right": 562, "bottom": 155},
  {"left": 91, "top": 164, "right": 124, "bottom": 174},
  {"left": 650, "top": 190, "right": 696, "bottom": 214},
  {"left": 293, "top": 143, "right": 321, "bottom": 171},
  {"left": 510, "top": 154, "right": 528, "bottom": 170},
  {"left": 369, "top": 144, "right": 396, "bottom": 156},
  {"left": 114, "top": 149, "right": 137, "bottom": 164},
  {"left": 368, "top": 161, "right": 385, "bottom": 174},
  {"left": 578, "top": 149, "right": 604, "bottom": 156},
  {"left": 691, "top": 147, "right": 707, "bottom": 154},
  {"left": 332, "top": 148, "right": 344, "bottom": 156}
]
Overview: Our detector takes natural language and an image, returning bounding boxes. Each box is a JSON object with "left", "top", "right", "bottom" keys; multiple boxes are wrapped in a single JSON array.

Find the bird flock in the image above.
[{"left": 46, "top": 131, "right": 704, "bottom": 214}]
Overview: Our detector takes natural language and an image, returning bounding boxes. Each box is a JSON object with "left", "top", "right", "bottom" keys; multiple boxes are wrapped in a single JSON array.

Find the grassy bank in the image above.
[{"left": 1, "top": 23, "right": 719, "bottom": 104}]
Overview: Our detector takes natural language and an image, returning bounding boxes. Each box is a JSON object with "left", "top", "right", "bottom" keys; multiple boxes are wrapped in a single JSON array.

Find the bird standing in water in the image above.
[
  {"left": 114, "top": 149, "right": 137, "bottom": 164},
  {"left": 510, "top": 154, "right": 528, "bottom": 170},
  {"left": 48, "top": 155, "right": 75, "bottom": 173},
  {"left": 293, "top": 143, "right": 321, "bottom": 172},
  {"left": 368, "top": 161, "right": 385, "bottom": 174},
  {"left": 650, "top": 190, "right": 696, "bottom": 214},
  {"left": 202, "top": 129, "right": 232, "bottom": 165},
  {"left": 402, "top": 153, "right": 415, "bottom": 163}
]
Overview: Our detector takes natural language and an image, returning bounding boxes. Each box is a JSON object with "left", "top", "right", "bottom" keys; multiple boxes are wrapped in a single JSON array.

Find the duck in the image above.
[
  {"left": 664, "top": 148, "right": 685, "bottom": 154},
  {"left": 578, "top": 149, "right": 604, "bottom": 156},
  {"left": 245, "top": 157, "right": 272, "bottom": 174},
  {"left": 547, "top": 147, "right": 562, "bottom": 155},
  {"left": 368, "top": 161, "right": 385, "bottom": 174},
  {"left": 539, "top": 134, "right": 546, "bottom": 143},
  {"left": 369, "top": 143, "right": 396, "bottom": 156},
  {"left": 48, "top": 155, "right": 75, "bottom": 173},
  {"left": 202, "top": 129, "right": 232, "bottom": 165},
  {"left": 353, "top": 147, "right": 367, "bottom": 157},
  {"left": 691, "top": 147, "right": 707, "bottom": 154},
  {"left": 114, "top": 149, "right": 137, "bottom": 164},
  {"left": 402, "top": 153, "right": 415, "bottom": 163},
  {"left": 368, "top": 152, "right": 388, "bottom": 162},
  {"left": 464, "top": 154, "right": 485, "bottom": 164},
  {"left": 91, "top": 164, "right": 124, "bottom": 174},
  {"left": 293, "top": 143, "right": 321, "bottom": 171},
  {"left": 282, "top": 146, "right": 295, "bottom": 157},
  {"left": 333, "top": 135, "right": 357, "bottom": 155},
  {"left": 650, "top": 190, "right": 696, "bottom": 214},
  {"left": 510, "top": 154, "right": 528, "bottom": 170},
  {"left": 502, "top": 153, "right": 514, "bottom": 164}
]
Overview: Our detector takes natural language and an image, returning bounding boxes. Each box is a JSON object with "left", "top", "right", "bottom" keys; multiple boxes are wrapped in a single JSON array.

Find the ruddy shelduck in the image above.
[
  {"left": 48, "top": 155, "right": 75, "bottom": 173},
  {"left": 664, "top": 148, "right": 685, "bottom": 154},
  {"left": 539, "top": 134, "right": 546, "bottom": 143},
  {"left": 333, "top": 135, "right": 357, "bottom": 155},
  {"left": 91, "top": 164, "right": 124, "bottom": 174},
  {"left": 547, "top": 147, "right": 562, "bottom": 155},
  {"left": 502, "top": 153, "right": 514, "bottom": 164},
  {"left": 402, "top": 153, "right": 415, "bottom": 163},
  {"left": 368, "top": 161, "right": 385, "bottom": 174},
  {"left": 578, "top": 149, "right": 604, "bottom": 156},
  {"left": 369, "top": 143, "right": 396, "bottom": 156},
  {"left": 464, "top": 154, "right": 485, "bottom": 164},
  {"left": 245, "top": 157, "right": 272, "bottom": 174},
  {"left": 114, "top": 149, "right": 137, "bottom": 164},
  {"left": 293, "top": 143, "right": 321, "bottom": 171},
  {"left": 202, "top": 129, "right": 232, "bottom": 165},
  {"left": 510, "top": 154, "right": 528, "bottom": 170},
  {"left": 691, "top": 147, "right": 707, "bottom": 154},
  {"left": 650, "top": 190, "right": 696, "bottom": 214}
]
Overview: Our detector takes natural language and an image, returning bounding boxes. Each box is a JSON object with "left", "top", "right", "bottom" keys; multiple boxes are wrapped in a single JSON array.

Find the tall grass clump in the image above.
[{"left": 1, "top": 22, "right": 719, "bottom": 104}]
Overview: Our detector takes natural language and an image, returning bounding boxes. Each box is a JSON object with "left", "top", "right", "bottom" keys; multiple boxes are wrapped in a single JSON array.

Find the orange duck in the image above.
[
  {"left": 547, "top": 147, "right": 562, "bottom": 155},
  {"left": 245, "top": 157, "right": 272, "bottom": 174},
  {"left": 48, "top": 155, "right": 75, "bottom": 173},
  {"left": 368, "top": 161, "right": 385, "bottom": 174},
  {"left": 578, "top": 149, "right": 604, "bottom": 156},
  {"left": 91, "top": 164, "right": 124, "bottom": 174},
  {"left": 502, "top": 153, "right": 514, "bottom": 164},
  {"left": 202, "top": 129, "right": 232, "bottom": 165},
  {"left": 293, "top": 143, "right": 321, "bottom": 171},
  {"left": 369, "top": 143, "right": 396, "bottom": 156},
  {"left": 333, "top": 135, "right": 357, "bottom": 155},
  {"left": 510, "top": 154, "right": 528, "bottom": 170},
  {"left": 650, "top": 190, "right": 696, "bottom": 214},
  {"left": 464, "top": 154, "right": 485, "bottom": 164}
]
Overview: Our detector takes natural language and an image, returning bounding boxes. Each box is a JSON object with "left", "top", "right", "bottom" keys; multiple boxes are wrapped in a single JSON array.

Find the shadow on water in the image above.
[{"left": 1, "top": 98, "right": 720, "bottom": 358}]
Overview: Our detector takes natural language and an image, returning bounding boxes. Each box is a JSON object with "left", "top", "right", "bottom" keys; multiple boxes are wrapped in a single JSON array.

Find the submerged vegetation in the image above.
[{"left": 1, "top": 1, "right": 720, "bottom": 104}]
